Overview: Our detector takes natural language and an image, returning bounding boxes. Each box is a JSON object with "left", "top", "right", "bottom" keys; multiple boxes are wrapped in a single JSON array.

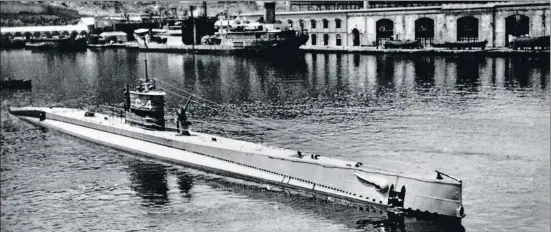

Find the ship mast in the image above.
[
  {"left": 144, "top": 53, "right": 149, "bottom": 82},
  {"left": 143, "top": 35, "right": 149, "bottom": 82},
  {"left": 190, "top": 5, "right": 195, "bottom": 51}
]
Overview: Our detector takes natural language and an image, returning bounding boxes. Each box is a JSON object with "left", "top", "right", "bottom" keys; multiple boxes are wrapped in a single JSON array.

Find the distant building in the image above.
[
  {"left": 290, "top": 1, "right": 366, "bottom": 11},
  {"left": 288, "top": 1, "right": 503, "bottom": 11},
  {"left": 365, "top": 1, "right": 498, "bottom": 8},
  {"left": 241, "top": 1, "right": 549, "bottom": 48}
]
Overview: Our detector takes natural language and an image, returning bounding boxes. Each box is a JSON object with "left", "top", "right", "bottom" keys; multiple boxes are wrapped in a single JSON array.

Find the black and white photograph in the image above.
[{"left": 1, "top": 1, "right": 549, "bottom": 231}]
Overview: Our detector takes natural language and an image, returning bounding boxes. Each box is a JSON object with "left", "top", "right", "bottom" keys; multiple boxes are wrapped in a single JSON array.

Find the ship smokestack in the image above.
[{"left": 264, "top": 2, "right": 276, "bottom": 24}]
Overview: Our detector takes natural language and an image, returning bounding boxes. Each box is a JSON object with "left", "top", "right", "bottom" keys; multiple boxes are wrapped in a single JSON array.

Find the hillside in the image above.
[
  {"left": 47, "top": 1, "right": 290, "bottom": 17},
  {"left": 0, "top": 1, "right": 81, "bottom": 26},
  {"left": 0, "top": 1, "right": 291, "bottom": 27}
]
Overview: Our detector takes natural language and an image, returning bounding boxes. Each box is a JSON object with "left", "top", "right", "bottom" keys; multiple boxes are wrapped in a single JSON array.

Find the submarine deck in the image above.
[{"left": 17, "top": 107, "right": 458, "bottom": 184}]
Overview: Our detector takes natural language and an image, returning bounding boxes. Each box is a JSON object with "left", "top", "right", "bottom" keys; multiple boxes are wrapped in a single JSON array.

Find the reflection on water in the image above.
[
  {"left": 177, "top": 172, "right": 194, "bottom": 198},
  {"left": 1, "top": 50, "right": 549, "bottom": 232},
  {"left": 126, "top": 160, "right": 169, "bottom": 205},
  {"left": 2, "top": 50, "right": 548, "bottom": 109}
]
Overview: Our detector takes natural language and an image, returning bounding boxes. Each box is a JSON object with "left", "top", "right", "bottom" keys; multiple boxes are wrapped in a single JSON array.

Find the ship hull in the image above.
[
  {"left": 135, "top": 33, "right": 308, "bottom": 55},
  {"left": 8, "top": 107, "right": 464, "bottom": 221}
]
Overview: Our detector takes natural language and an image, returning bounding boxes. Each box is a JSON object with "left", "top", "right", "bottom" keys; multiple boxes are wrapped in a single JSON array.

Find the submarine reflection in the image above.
[
  {"left": 126, "top": 160, "right": 170, "bottom": 205},
  {"left": 126, "top": 160, "right": 194, "bottom": 206},
  {"left": 125, "top": 160, "right": 464, "bottom": 232}
]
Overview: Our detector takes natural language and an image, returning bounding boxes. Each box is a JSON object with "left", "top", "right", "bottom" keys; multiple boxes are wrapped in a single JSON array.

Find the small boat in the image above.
[
  {"left": 25, "top": 41, "right": 58, "bottom": 50},
  {"left": 510, "top": 35, "right": 550, "bottom": 50},
  {"left": 1, "top": 78, "right": 31, "bottom": 90},
  {"left": 384, "top": 40, "right": 422, "bottom": 49},
  {"left": 125, "top": 41, "right": 139, "bottom": 49},
  {"left": 88, "top": 32, "right": 129, "bottom": 49},
  {"left": 87, "top": 43, "right": 108, "bottom": 49},
  {"left": 432, "top": 40, "right": 488, "bottom": 50},
  {"left": 58, "top": 37, "right": 87, "bottom": 52},
  {"left": 0, "top": 38, "right": 26, "bottom": 49},
  {"left": 25, "top": 37, "right": 87, "bottom": 51}
]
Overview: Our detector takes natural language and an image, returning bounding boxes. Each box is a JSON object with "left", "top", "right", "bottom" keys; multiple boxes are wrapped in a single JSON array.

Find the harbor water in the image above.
[{"left": 1, "top": 49, "right": 549, "bottom": 232}]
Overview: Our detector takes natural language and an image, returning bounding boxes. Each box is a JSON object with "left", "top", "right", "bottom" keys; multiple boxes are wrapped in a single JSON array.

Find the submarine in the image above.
[{"left": 8, "top": 73, "right": 465, "bottom": 221}]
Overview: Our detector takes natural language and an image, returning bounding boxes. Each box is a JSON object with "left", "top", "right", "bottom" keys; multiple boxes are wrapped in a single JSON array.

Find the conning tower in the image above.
[{"left": 124, "top": 78, "right": 166, "bottom": 131}]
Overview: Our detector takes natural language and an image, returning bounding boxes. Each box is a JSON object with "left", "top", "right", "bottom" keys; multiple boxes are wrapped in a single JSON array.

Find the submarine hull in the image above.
[{"left": 8, "top": 107, "right": 464, "bottom": 220}]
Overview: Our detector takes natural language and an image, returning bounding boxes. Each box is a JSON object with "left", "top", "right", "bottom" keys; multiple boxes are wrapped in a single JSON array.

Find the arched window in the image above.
[
  {"left": 311, "top": 34, "right": 317, "bottom": 45},
  {"left": 33, "top": 32, "right": 41, "bottom": 38},
  {"left": 310, "top": 19, "right": 316, "bottom": 29},
  {"left": 298, "top": 19, "right": 305, "bottom": 30},
  {"left": 323, "top": 34, "right": 329, "bottom": 45},
  {"left": 415, "top": 17, "right": 434, "bottom": 46},
  {"left": 335, "top": 19, "right": 342, "bottom": 29},
  {"left": 505, "top": 14, "right": 529, "bottom": 46},
  {"left": 287, "top": 19, "right": 293, "bottom": 28},
  {"left": 376, "top": 19, "right": 394, "bottom": 46},
  {"left": 322, "top": 19, "right": 329, "bottom": 29},
  {"left": 336, "top": 34, "right": 342, "bottom": 46},
  {"left": 44, "top": 32, "right": 52, "bottom": 38},
  {"left": 457, "top": 16, "right": 479, "bottom": 42}
]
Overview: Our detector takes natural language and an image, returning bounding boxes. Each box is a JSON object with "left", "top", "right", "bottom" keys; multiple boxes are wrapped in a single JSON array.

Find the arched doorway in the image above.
[
  {"left": 505, "top": 14, "right": 530, "bottom": 47},
  {"left": 415, "top": 17, "right": 434, "bottom": 47},
  {"left": 352, "top": 28, "right": 360, "bottom": 46},
  {"left": 311, "top": 34, "right": 317, "bottom": 45},
  {"left": 323, "top": 34, "right": 329, "bottom": 45},
  {"left": 3, "top": 33, "right": 13, "bottom": 40},
  {"left": 457, "top": 16, "right": 479, "bottom": 42},
  {"left": 376, "top": 19, "right": 394, "bottom": 46}
]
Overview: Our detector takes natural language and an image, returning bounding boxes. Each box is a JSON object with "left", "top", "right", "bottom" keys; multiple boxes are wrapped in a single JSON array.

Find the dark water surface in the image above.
[{"left": 1, "top": 50, "right": 549, "bottom": 232}]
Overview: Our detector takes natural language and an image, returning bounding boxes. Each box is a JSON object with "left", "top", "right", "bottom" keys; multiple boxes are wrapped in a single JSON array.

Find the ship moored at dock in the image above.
[{"left": 134, "top": 2, "right": 308, "bottom": 54}]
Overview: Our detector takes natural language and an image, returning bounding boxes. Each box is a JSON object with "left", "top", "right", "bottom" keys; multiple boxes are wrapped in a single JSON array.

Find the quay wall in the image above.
[{"left": 242, "top": 1, "right": 550, "bottom": 48}]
